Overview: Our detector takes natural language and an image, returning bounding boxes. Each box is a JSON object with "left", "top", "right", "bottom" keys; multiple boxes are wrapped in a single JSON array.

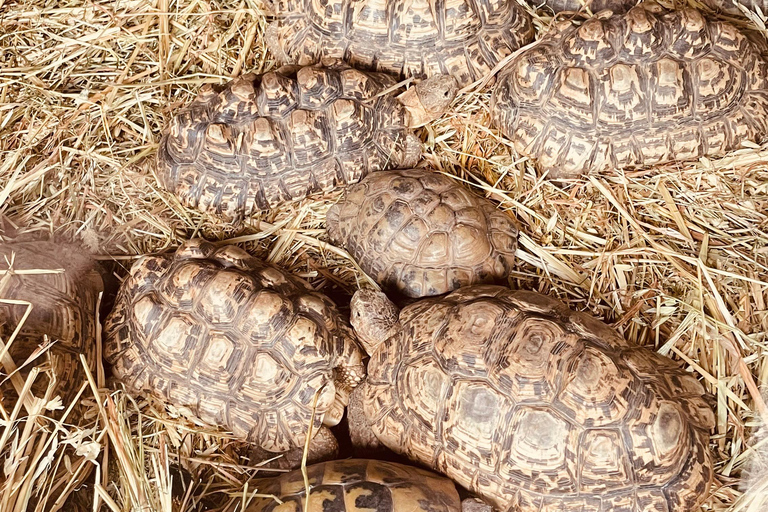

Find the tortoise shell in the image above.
[
  {"left": 103, "top": 239, "right": 365, "bottom": 454},
  {"left": 540, "top": 0, "right": 637, "bottom": 13},
  {"left": 267, "top": 0, "right": 535, "bottom": 87},
  {"left": 326, "top": 168, "right": 518, "bottom": 298},
  {"left": 226, "top": 459, "right": 463, "bottom": 511},
  {"left": 157, "top": 61, "right": 432, "bottom": 219},
  {"left": 355, "top": 286, "right": 715, "bottom": 511},
  {"left": 0, "top": 241, "right": 103, "bottom": 407},
  {"left": 491, "top": 4, "right": 768, "bottom": 179}
]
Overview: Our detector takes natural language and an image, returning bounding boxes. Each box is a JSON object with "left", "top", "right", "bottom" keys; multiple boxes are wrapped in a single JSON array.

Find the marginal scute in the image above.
[{"left": 359, "top": 285, "right": 714, "bottom": 511}]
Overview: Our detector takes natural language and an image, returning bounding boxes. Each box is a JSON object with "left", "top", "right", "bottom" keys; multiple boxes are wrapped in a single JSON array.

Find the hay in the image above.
[{"left": 0, "top": 0, "right": 766, "bottom": 510}]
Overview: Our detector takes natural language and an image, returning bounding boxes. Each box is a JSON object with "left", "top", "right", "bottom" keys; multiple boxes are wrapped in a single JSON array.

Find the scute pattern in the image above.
[
  {"left": 104, "top": 240, "right": 365, "bottom": 453},
  {"left": 157, "top": 61, "right": 421, "bottom": 218},
  {"left": 227, "top": 459, "right": 462, "bottom": 512},
  {"left": 327, "top": 169, "right": 518, "bottom": 297},
  {"left": 268, "top": 0, "right": 534, "bottom": 86},
  {"left": 361, "top": 286, "right": 714, "bottom": 511},
  {"left": 491, "top": 4, "right": 768, "bottom": 178},
  {"left": 541, "top": 0, "right": 638, "bottom": 14},
  {"left": 0, "top": 242, "right": 103, "bottom": 407}
]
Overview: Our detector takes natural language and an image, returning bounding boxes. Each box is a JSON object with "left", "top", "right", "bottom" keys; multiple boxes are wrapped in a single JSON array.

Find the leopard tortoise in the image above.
[
  {"left": 157, "top": 60, "right": 457, "bottom": 219},
  {"left": 326, "top": 168, "right": 518, "bottom": 298},
  {"left": 491, "top": 3, "right": 768, "bottom": 179},
  {"left": 266, "top": 0, "right": 534, "bottom": 87},
  {"left": 348, "top": 286, "right": 715, "bottom": 512},
  {"left": 540, "top": 0, "right": 768, "bottom": 14},
  {"left": 103, "top": 239, "right": 365, "bottom": 465},
  {"left": 223, "top": 459, "right": 479, "bottom": 512},
  {"left": 539, "top": 0, "right": 637, "bottom": 14},
  {"left": 0, "top": 241, "right": 103, "bottom": 409}
]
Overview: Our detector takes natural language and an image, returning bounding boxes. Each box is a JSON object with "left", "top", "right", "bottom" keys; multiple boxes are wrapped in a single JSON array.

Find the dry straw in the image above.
[{"left": 0, "top": 0, "right": 766, "bottom": 510}]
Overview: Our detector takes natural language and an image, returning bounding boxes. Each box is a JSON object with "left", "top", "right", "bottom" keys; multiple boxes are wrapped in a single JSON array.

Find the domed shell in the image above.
[
  {"left": 327, "top": 168, "right": 518, "bottom": 298},
  {"left": 491, "top": 4, "right": 768, "bottom": 179},
  {"left": 0, "top": 241, "right": 103, "bottom": 406},
  {"left": 360, "top": 285, "right": 714, "bottom": 511},
  {"left": 540, "top": 0, "right": 636, "bottom": 13},
  {"left": 225, "top": 459, "right": 463, "bottom": 512},
  {"left": 157, "top": 61, "right": 421, "bottom": 219},
  {"left": 267, "top": 0, "right": 535, "bottom": 87},
  {"left": 103, "top": 239, "right": 366, "bottom": 454}
]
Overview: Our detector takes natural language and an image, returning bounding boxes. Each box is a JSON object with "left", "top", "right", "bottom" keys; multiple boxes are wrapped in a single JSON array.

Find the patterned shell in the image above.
[
  {"left": 103, "top": 240, "right": 365, "bottom": 453},
  {"left": 541, "top": 0, "right": 638, "bottom": 13},
  {"left": 0, "top": 242, "right": 103, "bottom": 406},
  {"left": 157, "top": 61, "right": 421, "bottom": 219},
  {"left": 326, "top": 168, "right": 518, "bottom": 298},
  {"left": 267, "top": 0, "right": 535, "bottom": 87},
  {"left": 541, "top": 0, "right": 768, "bottom": 14},
  {"left": 491, "top": 4, "right": 768, "bottom": 179},
  {"left": 227, "top": 459, "right": 462, "bottom": 512},
  {"left": 361, "top": 286, "right": 715, "bottom": 511}
]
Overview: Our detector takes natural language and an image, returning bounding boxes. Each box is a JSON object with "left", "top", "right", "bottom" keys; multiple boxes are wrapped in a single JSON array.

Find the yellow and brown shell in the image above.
[
  {"left": 103, "top": 239, "right": 365, "bottom": 454},
  {"left": 360, "top": 286, "right": 715, "bottom": 511},
  {"left": 157, "top": 61, "right": 421, "bottom": 219},
  {"left": 327, "top": 168, "right": 518, "bottom": 298},
  {"left": 267, "top": 0, "right": 534, "bottom": 87},
  {"left": 0, "top": 241, "right": 103, "bottom": 408},
  {"left": 227, "top": 459, "right": 463, "bottom": 511},
  {"left": 491, "top": 4, "right": 768, "bottom": 179}
]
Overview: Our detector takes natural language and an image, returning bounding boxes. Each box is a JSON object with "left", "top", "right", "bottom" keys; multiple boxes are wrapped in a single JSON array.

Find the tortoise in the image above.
[
  {"left": 103, "top": 239, "right": 366, "bottom": 466},
  {"left": 490, "top": 3, "right": 768, "bottom": 179},
  {"left": 0, "top": 241, "right": 103, "bottom": 409},
  {"left": 326, "top": 168, "right": 518, "bottom": 298},
  {"left": 265, "top": 0, "right": 535, "bottom": 87},
  {"left": 157, "top": 60, "right": 457, "bottom": 219},
  {"left": 539, "top": 0, "right": 637, "bottom": 14},
  {"left": 222, "top": 459, "right": 483, "bottom": 512},
  {"left": 348, "top": 286, "right": 715, "bottom": 511}
]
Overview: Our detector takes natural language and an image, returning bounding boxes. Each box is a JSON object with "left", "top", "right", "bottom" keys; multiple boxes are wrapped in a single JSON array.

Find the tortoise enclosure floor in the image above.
[{"left": 0, "top": 0, "right": 767, "bottom": 510}]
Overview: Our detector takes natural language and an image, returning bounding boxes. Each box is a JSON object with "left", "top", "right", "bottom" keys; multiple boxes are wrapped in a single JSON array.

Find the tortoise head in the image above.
[
  {"left": 350, "top": 289, "right": 401, "bottom": 355},
  {"left": 399, "top": 75, "right": 458, "bottom": 128}
]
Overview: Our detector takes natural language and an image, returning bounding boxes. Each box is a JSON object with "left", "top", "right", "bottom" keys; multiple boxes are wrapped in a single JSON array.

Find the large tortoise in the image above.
[
  {"left": 0, "top": 241, "right": 103, "bottom": 408},
  {"left": 266, "top": 0, "right": 534, "bottom": 87},
  {"left": 348, "top": 286, "right": 715, "bottom": 511},
  {"left": 224, "top": 459, "right": 472, "bottom": 511},
  {"left": 491, "top": 3, "right": 768, "bottom": 179},
  {"left": 103, "top": 239, "right": 365, "bottom": 466},
  {"left": 157, "top": 60, "right": 457, "bottom": 219},
  {"left": 326, "top": 168, "right": 518, "bottom": 298},
  {"left": 538, "top": 0, "right": 768, "bottom": 14}
]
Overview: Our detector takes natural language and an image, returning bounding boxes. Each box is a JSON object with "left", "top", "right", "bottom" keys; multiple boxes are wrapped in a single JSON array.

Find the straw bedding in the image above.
[{"left": 0, "top": 0, "right": 766, "bottom": 510}]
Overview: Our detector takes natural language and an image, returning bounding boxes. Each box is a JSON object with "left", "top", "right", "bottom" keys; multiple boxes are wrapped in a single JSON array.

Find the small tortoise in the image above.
[
  {"left": 103, "top": 239, "right": 365, "bottom": 465},
  {"left": 348, "top": 286, "right": 715, "bottom": 512},
  {"left": 491, "top": 3, "right": 768, "bottom": 179},
  {"left": 266, "top": 0, "right": 535, "bottom": 87},
  {"left": 326, "top": 168, "right": 518, "bottom": 298},
  {"left": 223, "top": 459, "right": 475, "bottom": 512},
  {"left": 157, "top": 60, "right": 457, "bottom": 219},
  {"left": 539, "top": 0, "right": 637, "bottom": 13},
  {"left": 0, "top": 241, "right": 103, "bottom": 408}
]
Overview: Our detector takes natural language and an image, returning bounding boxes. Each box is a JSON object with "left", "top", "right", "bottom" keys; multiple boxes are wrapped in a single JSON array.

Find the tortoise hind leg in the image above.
[{"left": 246, "top": 426, "right": 338, "bottom": 470}]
